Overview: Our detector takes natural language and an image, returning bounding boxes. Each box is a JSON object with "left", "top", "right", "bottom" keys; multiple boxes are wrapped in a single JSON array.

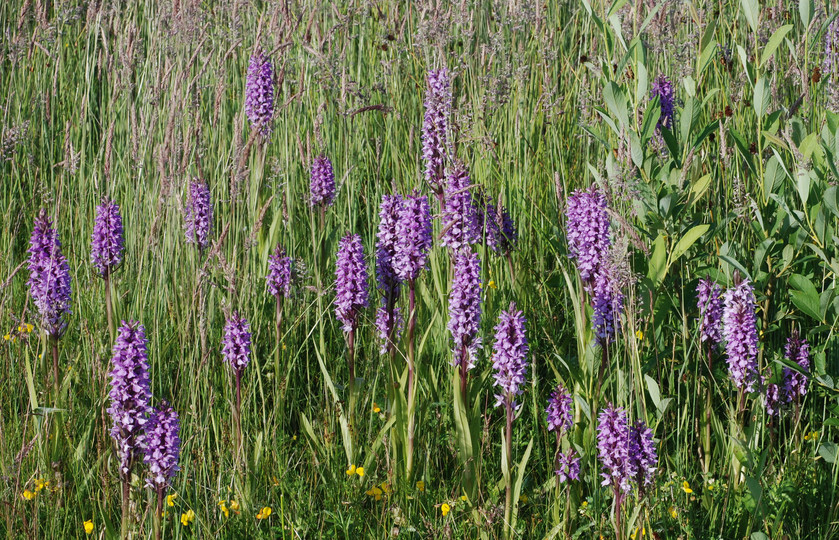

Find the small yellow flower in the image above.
[
  {"left": 35, "top": 479, "right": 46, "bottom": 492},
  {"left": 180, "top": 509, "right": 195, "bottom": 526},
  {"left": 356, "top": 467, "right": 364, "bottom": 477},
  {"left": 488, "top": 280, "right": 497, "bottom": 289},
  {"left": 630, "top": 526, "right": 646, "bottom": 539},
  {"left": 272, "top": 476, "right": 280, "bottom": 486},
  {"left": 372, "top": 402, "right": 381, "bottom": 414},
  {"left": 460, "top": 494, "right": 468, "bottom": 502},
  {"left": 706, "top": 479, "right": 715, "bottom": 491},
  {"left": 3, "top": 334, "right": 11, "bottom": 341},
  {"left": 682, "top": 481, "right": 693, "bottom": 494},
  {"left": 581, "top": 501, "right": 588, "bottom": 507},
  {"left": 441, "top": 503, "right": 451, "bottom": 517},
  {"left": 380, "top": 482, "right": 391, "bottom": 495},
  {"left": 167, "top": 493, "right": 178, "bottom": 507},
  {"left": 219, "top": 500, "right": 229, "bottom": 518},
  {"left": 366, "top": 486, "right": 383, "bottom": 501},
  {"left": 519, "top": 494, "right": 527, "bottom": 503},
  {"left": 256, "top": 506, "right": 272, "bottom": 520},
  {"left": 25, "top": 323, "right": 33, "bottom": 333},
  {"left": 281, "top": 342, "right": 287, "bottom": 351},
  {"left": 346, "top": 464, "right": 357, "bottom": 476},
  {"left": 22, "top": 490, "right": 35, "bottom": 500},
  {"left": 805, "top": 431, "right": 819, "bottom": 441},
  {"left": 636, "top": 330, "right": 643, "bottom": 340},
  {"left": 229, "top": 500, "right": 240, "bottom": 513},
  {"left": 669, "top": 506, "right": 678, "bottom": 518},
  {"left": 83, "top": 519, "right": 94, "bottom": 535},
  {"left": 416, "top": 480, "right": 425, "bottom": 492}
]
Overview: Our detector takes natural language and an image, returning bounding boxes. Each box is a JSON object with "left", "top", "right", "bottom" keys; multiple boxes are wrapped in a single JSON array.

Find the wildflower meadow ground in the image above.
[{"left": 2, "top": 0, "right": 839, "bottom": 538}]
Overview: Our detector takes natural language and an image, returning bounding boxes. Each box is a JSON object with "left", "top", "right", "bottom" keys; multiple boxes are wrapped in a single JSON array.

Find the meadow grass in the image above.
[{"left": 2, "top": 0, "right": 839, "bottom": 538}]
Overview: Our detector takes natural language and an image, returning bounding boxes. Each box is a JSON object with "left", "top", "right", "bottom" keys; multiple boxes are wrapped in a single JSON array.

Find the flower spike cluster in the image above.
[
  {"left": 447, "top": 250, "right": 482, "bottom": 369},
  {"left": 143, "top": 403, "right": 181, "bottom": 490},
  {"left": 310, "top": 155, "right": 336, "bottom": 209},
  {"left": 651, "top": 76, "right": 675, "bottom": 132},
  {"left": 491, "top": 303, "right": 529, "bottom": 409},
  {"left": 28, "top": 210, "right": 72, "bottom": 338},
  {"left": 546, "top": 384, "right": 573, "bottom": 435},
  {"left": 107, "top": 321, "right": 152, "bottom": 476},
  {"left": 422, "top": 67, "right": 453, "bottom": 194},
  {"left": 375, "top": 194, "right": 404, "bottom": 353},
  {"left": 783, "top": 331, "right": 810, "bottom": 402},
  {"left": 441, "top": 163, "right": 480, "bottom": 251},
  {"left": 244, "top": 50, "right": 274, "bottom": 135},
  {"left": 565, "top": 186, "right": 610, "bottom": 289},
  {"left": 393, "top": 191, "right": 432, "bottom": 282},
  {"left": 697, "top": 278, "right": 724, "bottom": 348},
  {"left": 629, "top": 420, "right": 657, "bottom": 492},
  {"left": 722, "top": 278, "right": 759, "bottom": 392},
  {"left": 597, "top": 405, "right": 634, "bottom": 496},
  {"left": 222, "top": 313, "right": 251, "bottom": 374},
  {"left": 335, "top": 233, "right": 369, "bottom": 333},
  {"left": 266, "top": 245, "right": 293, "bottom": 299},
  {"left": 185, "top": 180, "right": 212, "bottom": 251},
  {"left": 91, "top": 198, "right": 125, "bottom": 277}
]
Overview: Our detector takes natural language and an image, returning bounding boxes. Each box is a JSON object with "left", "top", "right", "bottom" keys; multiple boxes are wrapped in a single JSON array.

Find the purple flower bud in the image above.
[
  {"left": 783, "top": 331, "right": 810, "bottom": 402},
  {"left": 222, "top": 313, "right": 251, "bottom": 373},
  {"left": 393, "top": 191, "right": 432, "bottom": 282},
  {"left": 651, "top": 76, "right": 675, "bottom": 132},
  {"left": 422, "top": 68, "right": 453, "bottom": 194},
  {"left": 476, "top": 193, "right": 517, "bottom": 255},
  {"left": 107, "top": 321, "right": 152, "bottom": 476},
  {"left": 592, "top": 263, "right": 623, "bottom": 343},
  {"left": 565, "top": 187, "right": 610, "bottom": 290},
  {"left": 91, "top": 198, "right": 125, "bottom": 277},
  {"left": 697, "top": 278, "right": 723, "bottom": 348},
  {"left": 309, "top": 155, "right": 336, "bottom": 208},
  {"left": 266, "top": 245, "right": 293, "bottom": 299},
  {"left": 143, "top": 403, "right": 181, "bottom": 490},
  {"left": 722, "top": 279, "right": 759, "bottom": 392},
  {"left": 184, "top": 180, "right": 212, "bottom": 250},
  {"left": 441, "top": 164, "right": 480, "bottom": 251},
  {"left": 556, "top": 448, "right": 581, "bottom": 483},
  {"left": 491, "top": 303, "right": 529, "bottom": 410},
  {"left": 28, "top": 210, "right": 72, "bottom": 338},
  {"left": 629, "top": 420, "right": 657, "bottom": 491},
  {"left": 546, "top": 384, "right": 573, "bottom": 435},
  {"left": 448, "top": 250, "right": 482, "bottom": 369},
  {"left": 597, "top": 405, "right": 634, "bottom": 496},
  {"left": 375, "top": 194, "right": 404, "bottom": 353},
  {"left": 335, "top": 233, "right": 369, "bottom": 333},
  {"left": 244, "top": 51, "right": 274, "bottom": 135},
  {"left": 765, "top": 383, "right": 782, "bottom": 417}
]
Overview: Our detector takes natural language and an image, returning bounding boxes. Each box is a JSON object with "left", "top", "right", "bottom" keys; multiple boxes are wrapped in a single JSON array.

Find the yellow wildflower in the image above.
[
  {"left": 356, "top": 467, "right": 364, "bottom": 477},
  {"left": 35, "top": 479, "right": 46, "bottom": 492},
  {"left": 366, "top": 486, "right": 383, "bottom": 501},
  {"left": 22, "top": 490, "right": 35, "bottom": 500},
  {"left": 346, "top": 464, "right": 357, "bottom": 476},
  {"left": 256, "top": 506, "right": 272, "bottom": 520},
  {"left": 83, "top": 520, "right": 94, "bottom": 535},
  {"left": 180, "top": 509, "right": 195, "bottom": 526},
  {"left": 630, "top": 526, "right": 646, "bottom": 539},
  {"left": 416, "top": 480, "right": 425, "bottom": 492},
  {"left": 380, "top": 482, "right": 391, "bottom": 495},
  {"left": 681, "top": 481, "right": 693, "bottom": 494},
  {"left": 3, "top": 334, "right": 12, "bottom": 342},
  {"left": 25, "top": 323, "right": 34, "bottom": 333},
  {"left": 805, "top": 431, "right": 819, "bottom": 441},
  {"left": 229, "top": 500, "right": 240, "bottom": 513},
  {"left": 281, "top": 342, "right": 287, "bottom": 351},
  {"left": 488, "top": 280, "right": 497, "bottom": 289},
  {"left": 460, "top": 494, "right": 468, "bottom": 502},
  {"left": 167, "top": 493, "right": 178, "bottom": 506},
  {"left": 636, "top": 330, "right": 643, "bottom": 340},
  {"left": 519, "top": 494, "right": 527, "bottom": 503},
  {"left": 373, "top": 402, "right": 381, "bottom": 414},
  {"left": 441, "top": 503, "right": 451, "bottom": 517},
  {"left": 669, "top": 506, "right": 678, "bottom": 518},
  {"left": 272, "top": 476, "right": 280, "bottom": 486},
  {"left": 706, "top": 479, "right": 715, "bottom": 491},
  {"left": 219, "top": 500, "right": 229, "bottom": 518}
]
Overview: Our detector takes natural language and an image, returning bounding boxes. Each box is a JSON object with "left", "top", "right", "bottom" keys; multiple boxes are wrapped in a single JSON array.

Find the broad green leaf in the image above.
[
  {"left": 645, "top": 374, "right": 662, "bottom": 413},
  {"left": 760, "top": 25, "right": 793, "bottom": 67},
  {"left": 790, "top": 290, "right": 822, "bottom": 321},
  {"left": 764, "top": 154, "right": 786, "bottom": 195},
  {"left": 670, "top": 224, "right": 710, "bottom": 263},
  {"left": 603, "top": 82, "right": 629, "bottom": 129},
  {"left": 753, "top": 77, "right": 770, "bottom": 118},
  {"left": 800, "top": 0, "right": 813, "bottom": 28},
  {"left": 740, "top": 0, "right": 759, "bottom": 33},
  {"left": 511, "top": 437, "right": 534, "bottom": 528},
  {"left": 688, "top": 174, "right": 712, "bottom": 206},
  {"left": 819, "top": 442, "right": 838, "bottom": 463},
  {"left": 648, "top": 234, "right": 667, "bottom": 286},
  {"left": 796, "top": 168, "right": 811, "bottom": 205}
]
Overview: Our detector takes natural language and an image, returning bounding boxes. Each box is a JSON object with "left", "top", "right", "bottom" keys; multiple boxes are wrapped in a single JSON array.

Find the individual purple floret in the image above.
[
  {"left": 722, "top": 278, "right": 759, "bottom": 392},
  {"left": 107, "top": 321, "right": 152, "bottom": 476},
  {"left": 546, "top": 384, "right": 573, "bottom": 435},
  {"left": 491, "top": 302, "right": 529, "bottom": 410},
  {"left": 28, "top": 210, "right": 72, "bottom": 338},
  {"left": 697, "top": 278, "right": 724, "bottom": 349},
  {"left": 591, "top": 263, "right": 623, "bottom": 343},
  {"left": 266, "top": 245, "right": 293, "bottom": 299},
  {"left": 375, "top": 194, "right": 405, "bottom": 353},
  {"left": 441, "top": 163, "right": 480, "bottom": 251},
  {"left": 824, "top": 18, "right": 839, "bottom": 78},
  {"left": 309, "top": 155, "right": 336, "bottom": 209},
  {"left": 783, "top": 331, "right": 810, "bottom": 403},
  {"left": 335, "top": 233, "right": 369, "bottom": 333},
  {"left": 448, "top": 250, "right": 482, "bottom": 369},
  {"left": 222, "top": 312, "right": 251, "bottom": 374},
  {"left": 393, "top": 191, "right": 433, "bottom": 283},
  {"left": 597, "top": 405, "right": 634, "bottom": 497},
  {"left": 765, "top": 383, "right": 782, "bottom": 417},
  {"left": 565, "top": 187, "right": 610, "bottom": 291},
  {"left": 629, "top": 419, "right": 657, "bottom": 492},
  {"left": 422, "top": 67, "right": 453, "bottom": 195},
  {"left": 91, "top": 198, "right": 125, "bottom": 277},
  {"left": 556, "top": 448, "right": 581, "bottom": 483},
  {"left": 185, "top": 179, "right": 212, "bottom": 251},
  {"left": 651, "top": 76, "right": 675, "bottom": 132},
  {"left": 244, "top": 50, "right": 274, "bottom": 136},
  {"left": 143, "top": 403, "right": 181, "bottom": 489}
]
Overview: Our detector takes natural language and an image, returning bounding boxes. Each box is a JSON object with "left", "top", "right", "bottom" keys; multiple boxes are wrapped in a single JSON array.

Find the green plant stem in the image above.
[
  {"left": 406, "top": 280, "right": 416, "bottom": 479},
  {"left": 504, "top": 398, "right": 514, "bottom": 539},
  {"left": 154, "top": 488, "right": 163, "bottom": 540},
  {"left": 52, "top": 338, "right": 59, "bottom": 399},
  {"left": 105, "top": 270, "right": 115, "bottom": 343},
  {"left": 275, "top": 297, "right": 283, "bottom": 394},
  {"left": 120, "top": 473, "right": 130, "bottom": 540}
]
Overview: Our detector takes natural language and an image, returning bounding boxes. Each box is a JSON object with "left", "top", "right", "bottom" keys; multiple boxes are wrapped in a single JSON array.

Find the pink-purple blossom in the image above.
[
  {"left": 91, "top": 198, "right": 125, "bottom": 277},
  {"left": 722, "top": 279, "right": 759, "bottom": 392},
  {"left": 222, "top": 312, "right": 251, "bottom": 373},
  {"left": 448, "top": 250, "right": 482, "bottom": 369},
  {"left": 491, "top": 303, "right": 529, "bottom": 410},
  {"left": 244, "top": 51, "right": 274, "bottom": 135},
  {"left": 335, "top": 233, "right": 369, "bottom": 333},
  {"left": 143, "top": 403, "right": 181, "bottom": 489}
]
